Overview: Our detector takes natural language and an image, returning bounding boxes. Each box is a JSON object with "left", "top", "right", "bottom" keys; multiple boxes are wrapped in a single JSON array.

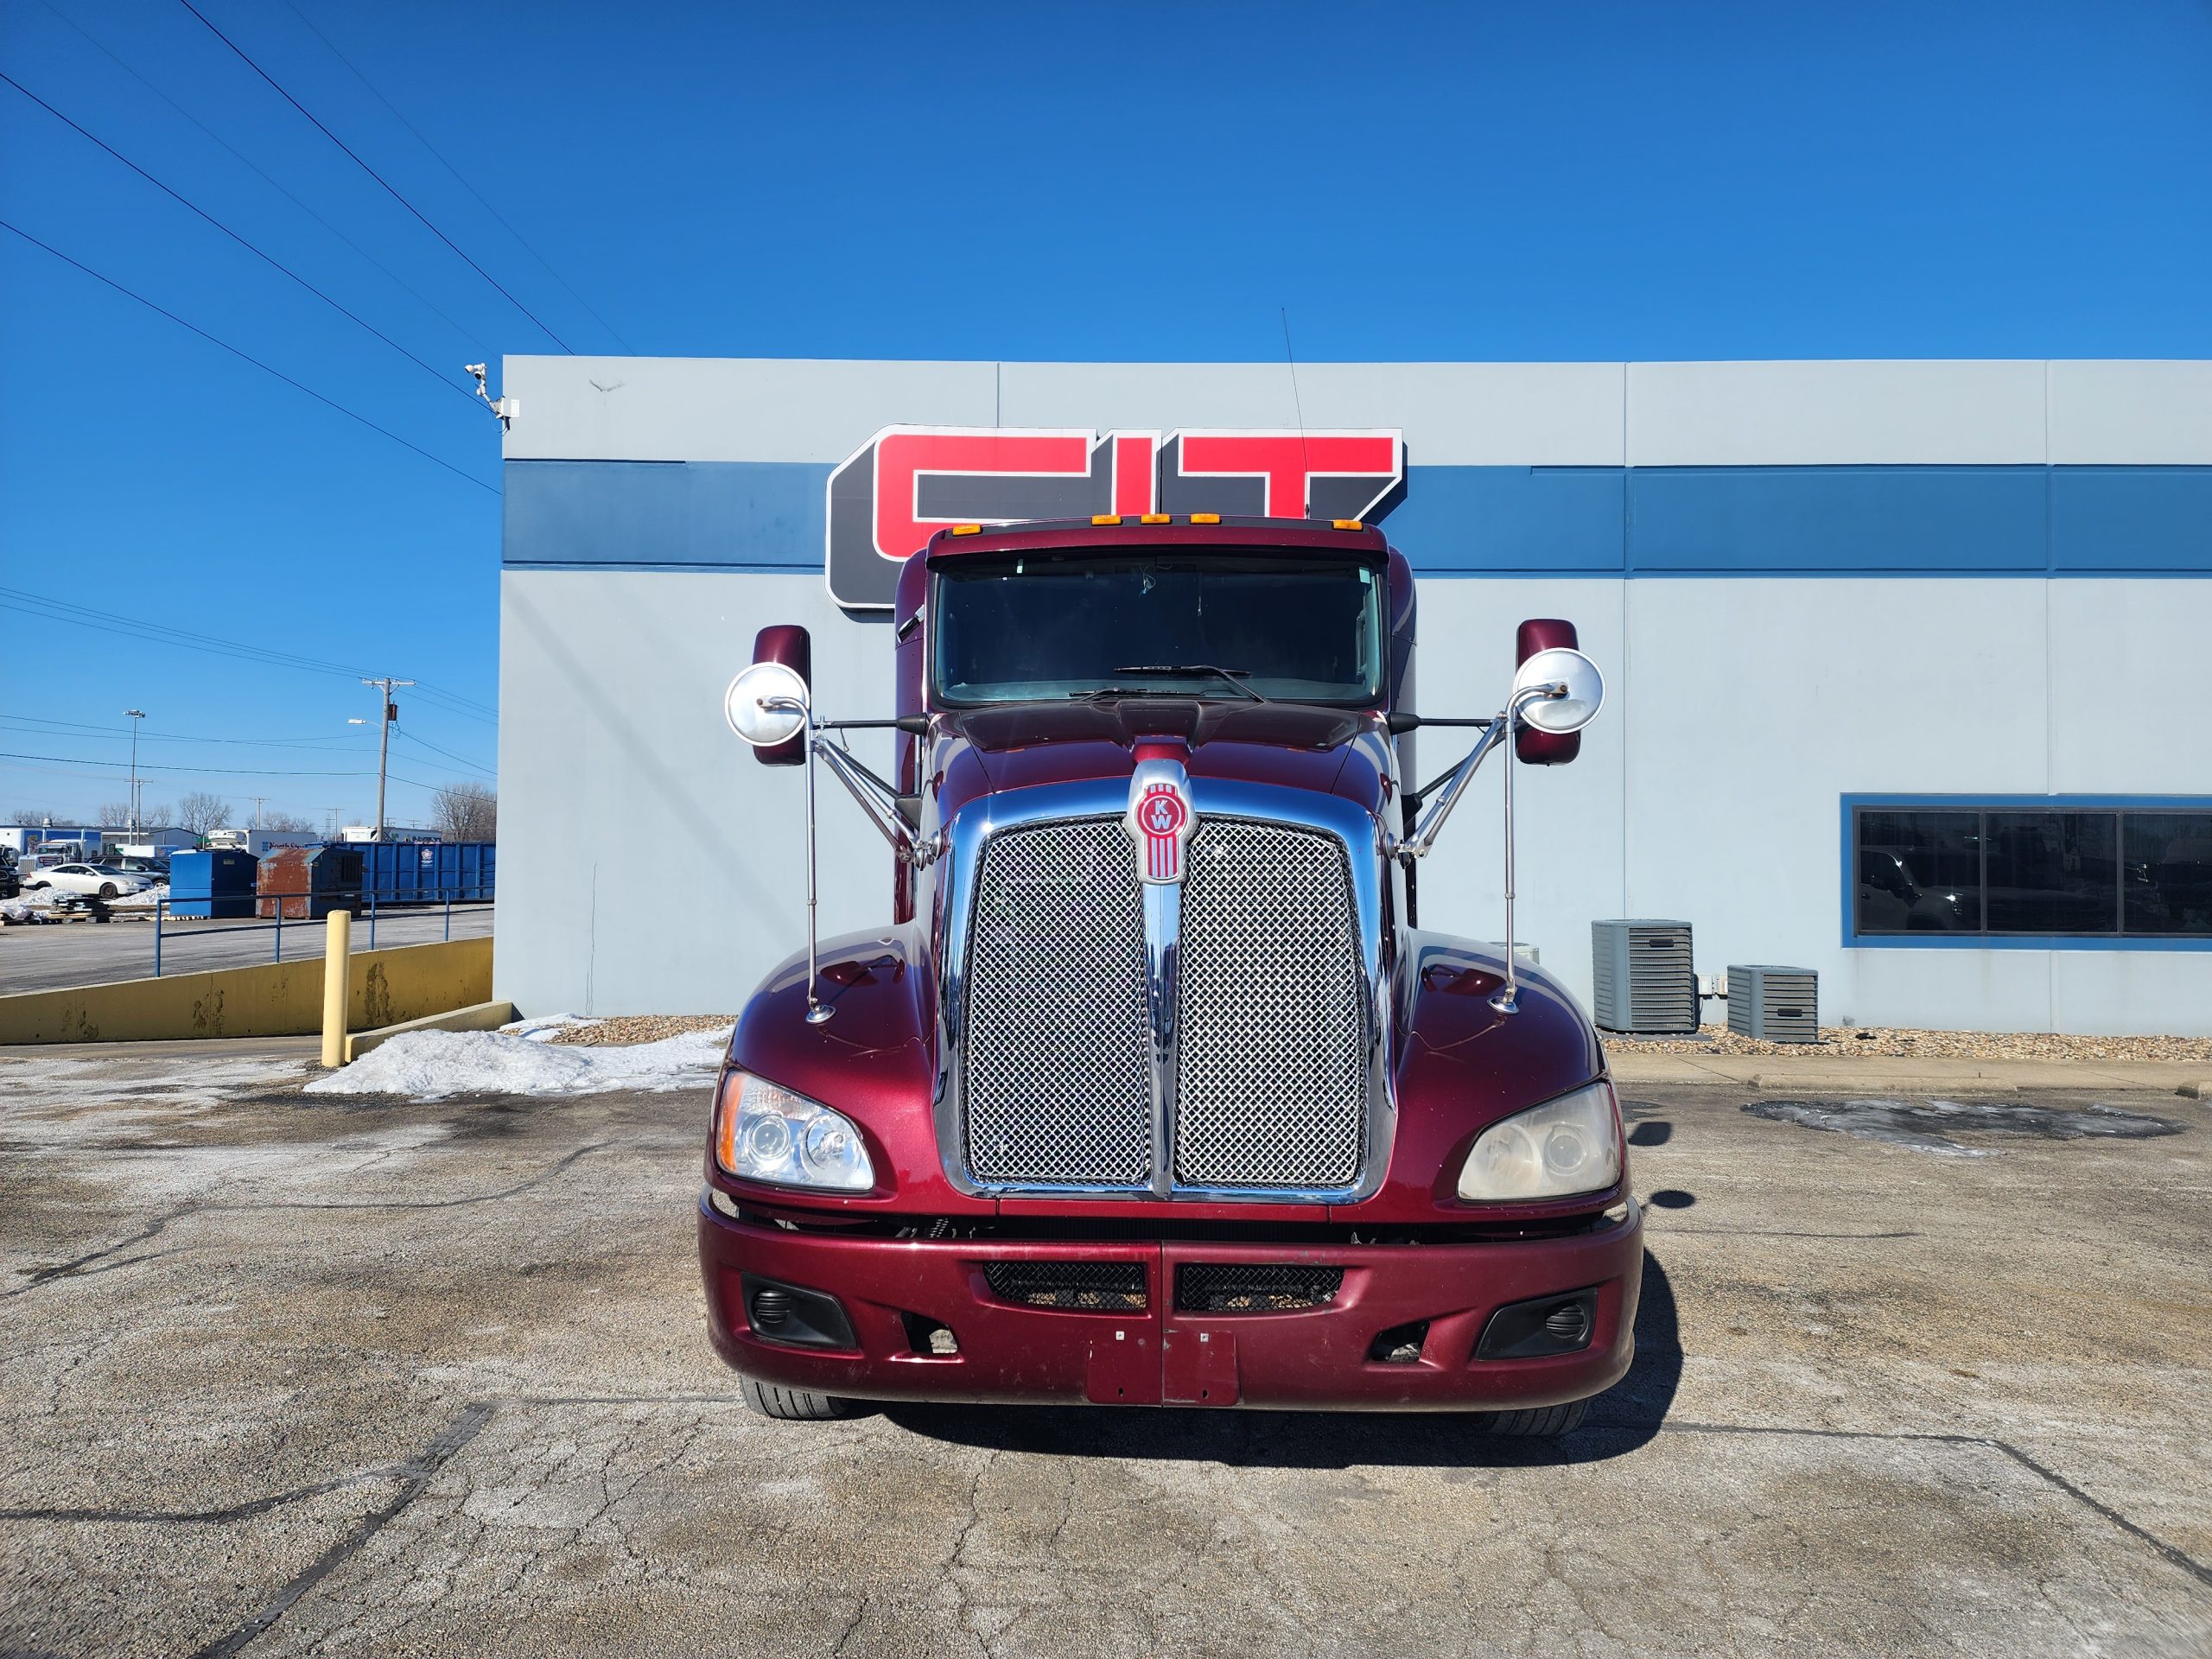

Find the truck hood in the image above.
[{"left": 932, "top": 700, "right": 1392, "bottom": 823}]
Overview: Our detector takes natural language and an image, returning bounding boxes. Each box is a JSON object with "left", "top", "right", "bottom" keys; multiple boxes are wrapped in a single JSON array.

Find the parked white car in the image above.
[{"left": 21, "top": 863, "right": 152, "bottom": 899}]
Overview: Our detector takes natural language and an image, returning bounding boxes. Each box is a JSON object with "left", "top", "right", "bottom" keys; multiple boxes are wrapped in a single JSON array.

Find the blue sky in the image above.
[{"left": 3, "top": 1, "right": 2209, "bottom": 827}]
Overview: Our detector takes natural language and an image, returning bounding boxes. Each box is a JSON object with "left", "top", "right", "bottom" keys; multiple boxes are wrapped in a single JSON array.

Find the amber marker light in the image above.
[
  {"left": 1332, "top": 518, "right": 1364, "bottom": 531},
  {"left": 1140, "top": 513, "right": 1170, "bottom": 524},
  {"left": 1190, "top": 512, "right": 1221, "bottom": 524},
  {"left": 950, "top": 524, "right": 982, "bottom": 536},
  {"left": 1092, "top": 513, "right": 1123, "bottom": 525}
]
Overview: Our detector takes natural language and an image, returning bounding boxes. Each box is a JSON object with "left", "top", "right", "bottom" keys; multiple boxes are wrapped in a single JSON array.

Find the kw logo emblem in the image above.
[
  {"left": 825, "top": 424, "right": 1405, "bottom": 608},
  {"left": 1125, "top": 766, "right": 1196, "bottom": 886}
]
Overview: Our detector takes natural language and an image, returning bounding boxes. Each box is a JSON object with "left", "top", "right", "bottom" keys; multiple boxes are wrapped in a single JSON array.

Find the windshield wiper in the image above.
[{"left": 1104, "top": 664, "right": 1268, "bottom": 703}]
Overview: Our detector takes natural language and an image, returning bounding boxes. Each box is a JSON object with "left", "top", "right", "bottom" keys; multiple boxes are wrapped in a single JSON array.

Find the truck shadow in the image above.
[{"left": 880, "top": 1250, "right": 1683, "bottom": 1470}]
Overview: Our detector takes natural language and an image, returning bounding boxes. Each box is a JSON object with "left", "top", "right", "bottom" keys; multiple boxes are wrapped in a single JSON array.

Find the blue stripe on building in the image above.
[{"left": 503, "top": 461, "right": 2212, "bottom": 577}]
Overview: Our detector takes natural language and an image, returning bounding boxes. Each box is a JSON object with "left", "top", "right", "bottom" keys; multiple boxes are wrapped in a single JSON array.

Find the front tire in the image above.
[
  {"left": 740, "top": 1376, "right": 860, "bottom": 1421},
  {"left": 1480, "top": 1400, "right": 1588, "bottom": 1438},
  {"left": 98, "top": 884, "right": 118, "bottom": 899}
]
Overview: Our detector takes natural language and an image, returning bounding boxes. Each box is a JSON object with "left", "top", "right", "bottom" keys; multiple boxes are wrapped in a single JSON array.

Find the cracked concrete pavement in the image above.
[{"left": 1, "top": 1044, "right": 2208, "bottom": 1656}]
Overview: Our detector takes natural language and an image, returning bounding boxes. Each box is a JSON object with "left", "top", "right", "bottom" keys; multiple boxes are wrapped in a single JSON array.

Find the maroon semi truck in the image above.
[{"left": 699, "top": 515, "right": 1637, "bottom": 1433}]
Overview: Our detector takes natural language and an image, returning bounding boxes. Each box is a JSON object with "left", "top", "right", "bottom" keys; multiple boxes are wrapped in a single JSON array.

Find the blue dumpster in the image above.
[
  {"left": 167, "top": 850, "right": 258, "bottom": 918},
  {"left": 359, "top": 841, "right": 495, "bottom": 906}
]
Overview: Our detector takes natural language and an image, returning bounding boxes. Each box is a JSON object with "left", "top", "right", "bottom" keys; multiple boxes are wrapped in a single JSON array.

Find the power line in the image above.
[
  {"left": 283, "top": 0, "right": 632, "bottom": 353},
  {"left": 408, "top": 679, "right": 498, "bottom": 720},
  {"left": 0, "top": 715, "right": 366, "bottom": 752},
  {"left": 0, "top": 71, "right": 480, "bottom": 405},
  {"left": 1, "top": 582, "right": 374, "bottom": 677},
  {"left": 0, "top": 748, "right": 383, "bottom": 779},
  {"left": 393, "top": 727, "right": 494, "bottom": 779},
  {"left": 40, "top": 0, "right": 490, "bottom": 357},
  {"left": 177, "top": 0, "right": 577, "bottom": 353},
  {"left": 0, "top": 219, "right": 497, "bottom": 495}
]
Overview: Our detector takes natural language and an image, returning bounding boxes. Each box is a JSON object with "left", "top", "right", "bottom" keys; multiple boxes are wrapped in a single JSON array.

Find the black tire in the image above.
[
  {"left": 740, "top": 1376, "right": 860, "bottom": 1421},
  {"left": 98, "top": 884, "right": 118, "bottom": 899},
  {"left": 1481, "top": 1400, "right": 1588, "bottom": 1438},
  {"left": 25, "top": 880, "right": 45, "bottom": 892}
]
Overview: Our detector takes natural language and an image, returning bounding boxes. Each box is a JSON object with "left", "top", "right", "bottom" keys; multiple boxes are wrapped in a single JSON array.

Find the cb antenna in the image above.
[{"left": 1280, "top": 306, "right": 1310, "bottom": 515}]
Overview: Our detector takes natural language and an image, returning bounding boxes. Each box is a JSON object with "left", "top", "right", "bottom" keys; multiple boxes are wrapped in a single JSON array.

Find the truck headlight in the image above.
[
  {"left": 713, "top": 1071, "right": 874, "bottom": 1192},
  {"left": 1456, "top": 1079, "right": 1622, "bottom": 1202}
]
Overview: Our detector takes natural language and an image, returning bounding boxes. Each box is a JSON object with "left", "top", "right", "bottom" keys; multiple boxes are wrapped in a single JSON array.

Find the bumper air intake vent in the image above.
[
  {"left": 982, "top": 1261, "right": 1147, "bottom": 1311},
  {"left": 1175, "top": 1263, "right": 1344, "bottom": 1313}
]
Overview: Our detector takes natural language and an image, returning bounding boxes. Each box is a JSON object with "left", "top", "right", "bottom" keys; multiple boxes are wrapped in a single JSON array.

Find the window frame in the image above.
[{"left": 1840, "top": 794, "right": 2212, "bottom": 950}]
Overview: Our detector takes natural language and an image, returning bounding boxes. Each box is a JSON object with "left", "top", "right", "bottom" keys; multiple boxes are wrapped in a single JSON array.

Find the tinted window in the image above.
[
  {"left": 1853, "top": 804, "right": 2209, "bottom": 940},
  {"left": 1854, "top": 810, "right": 1980, "bottom": 933},
  {"left": 932, "top": 552, "right": 1384, "bottom": 706},
  {"left": 2126, "top": 813, "right": 2212, "bottom": 936},
  {"left": 1985, "top": 812, "right": 2117, "bottom": 933}
]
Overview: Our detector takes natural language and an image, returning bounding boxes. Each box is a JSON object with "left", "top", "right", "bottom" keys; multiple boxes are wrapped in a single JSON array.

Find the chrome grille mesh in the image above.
[
  {"left": 1175, "top": 821, "right": 1367, "bottom": 1187},
  {"left": 961, "top": 819, "right": 1152, "bottom": 1185}
]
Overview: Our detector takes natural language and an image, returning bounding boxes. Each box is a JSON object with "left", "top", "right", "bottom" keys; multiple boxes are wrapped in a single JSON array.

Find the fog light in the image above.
[
  {"left": 750, "top": 1287, "right": 791, "bottom": 1330},
  {"left": 1544, "top": 1301, "right": 1592, "bottom": 1347},
  {"left": 1477, "top": 1288, "right": 1599, "bottom": 1360}
]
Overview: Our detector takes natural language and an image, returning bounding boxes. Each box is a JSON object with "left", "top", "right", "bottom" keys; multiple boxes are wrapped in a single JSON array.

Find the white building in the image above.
[{"left": 495, "top": 358, "right": 2212, "bottom": 1034}]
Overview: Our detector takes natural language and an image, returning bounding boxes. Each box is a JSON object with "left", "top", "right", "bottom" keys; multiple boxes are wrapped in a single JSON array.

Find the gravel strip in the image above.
[
  {"left": 1603, "top": 1024, "right": 2212, "bottom": 1062},
  {"left": 545, "top": 1014, "right": 735, "bottom": 1048}
]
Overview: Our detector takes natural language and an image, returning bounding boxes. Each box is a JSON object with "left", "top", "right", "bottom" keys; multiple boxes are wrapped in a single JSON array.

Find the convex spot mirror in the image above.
[
  {"left": 1511, "top": 645, "right": 1605, "bottom": 736},
  {"left": 724, "top": 660, "right": 809, "bottom": 748}
]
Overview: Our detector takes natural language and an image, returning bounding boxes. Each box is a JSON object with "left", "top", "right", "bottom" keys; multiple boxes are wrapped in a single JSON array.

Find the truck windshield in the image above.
[{"left": 931, "top": 553, "right": 1385, "bottom": 706}]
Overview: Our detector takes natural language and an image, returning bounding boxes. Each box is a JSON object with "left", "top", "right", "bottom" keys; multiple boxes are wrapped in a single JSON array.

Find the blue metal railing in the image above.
[{"left": 150, "top": 886, "right": 494, "bottom": 976}]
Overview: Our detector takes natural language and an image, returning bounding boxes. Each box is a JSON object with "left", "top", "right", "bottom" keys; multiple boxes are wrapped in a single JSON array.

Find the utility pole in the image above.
[
  {"left": 251, "top": 797, "right": 266, "bottom": 830},
  {"left": 124, "top": 709, "right": 146, "bottom": 838},
  {"left": 360, "top": 678, "right": 413, "bottom": 842}
]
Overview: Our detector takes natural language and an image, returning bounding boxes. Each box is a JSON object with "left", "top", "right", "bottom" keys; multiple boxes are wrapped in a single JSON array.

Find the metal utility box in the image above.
[
  {"left": 165, "top": 850, "right": 258, "bottom": 918},
  {"left": 1592, "top": 920, "right": 1697, "bottom": 1033},
  {"left": 257, "top": 845, "right": 364, "bottom": 919},
  {"left": 356, "top": 841, "right": 495, "bottom": 906},
  {"left": 1726, "top": 964, "right": 1819, "bottom": 1042}
]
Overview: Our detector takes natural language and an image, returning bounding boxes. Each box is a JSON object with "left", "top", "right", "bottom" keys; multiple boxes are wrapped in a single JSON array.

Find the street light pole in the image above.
[
  {"left": 360, "top": 678, "right": 413, "bottom": 842},
  {"left": 124, "top": 709, "right": 146, "bottom": 839}
]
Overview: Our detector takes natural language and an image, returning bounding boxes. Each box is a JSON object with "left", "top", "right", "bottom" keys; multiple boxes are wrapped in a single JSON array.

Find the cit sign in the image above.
[{"left": 825, "top": 424, "right": 1405, "bottom": 608}]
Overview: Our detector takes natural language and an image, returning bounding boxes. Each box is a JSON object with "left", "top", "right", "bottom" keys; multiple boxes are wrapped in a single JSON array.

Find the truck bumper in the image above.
[{"left": 698, "top": 1198, "right": 1643, "bottom": 1411}]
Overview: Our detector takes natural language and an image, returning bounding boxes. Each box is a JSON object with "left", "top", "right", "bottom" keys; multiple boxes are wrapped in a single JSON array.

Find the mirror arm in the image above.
[
  {"left": 814, "top": 738, "right": 920, "bottom": 864},
  {"left": 1399, "top": 715, "right": 1507, "bottom": 860}
]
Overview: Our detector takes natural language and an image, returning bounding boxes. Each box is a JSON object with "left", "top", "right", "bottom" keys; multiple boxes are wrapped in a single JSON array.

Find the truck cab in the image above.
[{"left": 699, "top": 517, "right": 1640, "bottom": 1431}]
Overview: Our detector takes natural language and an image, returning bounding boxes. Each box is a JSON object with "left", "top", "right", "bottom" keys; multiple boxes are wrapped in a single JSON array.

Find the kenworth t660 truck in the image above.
[{"left": 699, "top": 515, "right": 1637, "bottom": 1433}]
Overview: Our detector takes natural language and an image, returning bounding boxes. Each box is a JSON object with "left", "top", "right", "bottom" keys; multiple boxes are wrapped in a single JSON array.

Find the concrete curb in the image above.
[
  {"left": 344, "top": 1000, "right": 518, "bottom": 1064},
  {"left": 1605, "top": 1049, "right": 2211, "bottom": 1096}
]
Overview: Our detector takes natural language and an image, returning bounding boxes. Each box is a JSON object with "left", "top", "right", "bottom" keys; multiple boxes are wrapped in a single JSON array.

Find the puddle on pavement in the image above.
[{"left": 1744, "top": 1097, "right": 2183, "bottom": 1156}]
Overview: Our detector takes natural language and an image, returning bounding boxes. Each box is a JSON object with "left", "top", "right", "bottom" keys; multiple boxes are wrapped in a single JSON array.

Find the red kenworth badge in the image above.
[{"left": 1124, "top": 761, "right": 1197, "bottom": 885}]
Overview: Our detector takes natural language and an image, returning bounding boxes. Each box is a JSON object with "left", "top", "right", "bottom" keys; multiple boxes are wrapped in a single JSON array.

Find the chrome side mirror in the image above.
[{"left": 725, "top": 626, "right": 812, "bottom": 765}]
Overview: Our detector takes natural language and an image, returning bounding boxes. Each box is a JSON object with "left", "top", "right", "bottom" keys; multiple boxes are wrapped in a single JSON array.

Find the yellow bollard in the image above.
[{"left": 320, "top": 908, "right": 352, "bottom": 1068}]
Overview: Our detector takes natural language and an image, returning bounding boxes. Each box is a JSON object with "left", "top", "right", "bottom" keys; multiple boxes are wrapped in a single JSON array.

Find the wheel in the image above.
[
  {"left": 25, "top": 880, "right": 45, "bottom": 892},
  {"left": 740, "top": 1376, "right": 860, "bottom": 1421},
  {"left": 98, "top": 884, "right": 118, "bottom": 899},
  {"left": 1480, "top": 1400, "right": 1588, "bottom": 1438}
]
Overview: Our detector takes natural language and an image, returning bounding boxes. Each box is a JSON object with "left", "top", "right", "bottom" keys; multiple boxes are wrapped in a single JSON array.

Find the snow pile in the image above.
[
  {"left": 499, "top": 1013, "right": 602, "bottom": 1042},
  {"left": 304, "top": 1022, "right": 732, "bottom": 1100},
  {"left": 111, "top": 885, "right": 165, "bottom": 911}
]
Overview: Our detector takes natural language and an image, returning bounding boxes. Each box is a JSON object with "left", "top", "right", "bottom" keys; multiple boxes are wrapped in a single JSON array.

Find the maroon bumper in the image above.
[{"left": 699, "top": 1199, "right": 1643, "bottom": 1411}]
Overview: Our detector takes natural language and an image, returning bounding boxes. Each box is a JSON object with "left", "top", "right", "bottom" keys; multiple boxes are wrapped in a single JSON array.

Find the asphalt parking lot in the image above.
[
  {"left": 0, "top": 907, "right": 495, "bottom": 995},
  {"left": 1, "top": 1045, "right": 2207, "bottom": 1657}
]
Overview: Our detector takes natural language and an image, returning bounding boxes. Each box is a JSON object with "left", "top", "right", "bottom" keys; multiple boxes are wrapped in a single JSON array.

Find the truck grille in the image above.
[
  {"left": 1176, "top": 821, "right": 1368, "bottom": 1188},
  {"left": 958, "top": 811, "right": 1369, "bottom": 1192},
  {"left": 961, "top": 819, "right": 1152, "bottom": 1185}
]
